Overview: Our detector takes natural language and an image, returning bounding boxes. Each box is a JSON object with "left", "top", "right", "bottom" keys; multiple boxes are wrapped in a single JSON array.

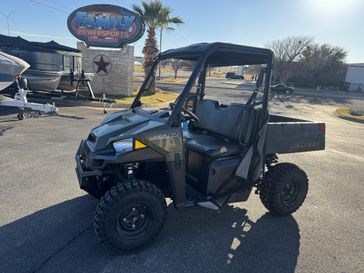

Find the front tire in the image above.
[
  {"left": 94, "top": 180, "right": 167, "bottom": 253},
  {"left": 259, "top": 163, "right": 308, "bottom": 215}
]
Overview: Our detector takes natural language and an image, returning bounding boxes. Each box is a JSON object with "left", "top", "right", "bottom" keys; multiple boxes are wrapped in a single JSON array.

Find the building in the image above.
[
  {"left": 345, "top": 63, "right": 364, "bottom": 92},
  {"left": 77, "top": 42, "right": 134, "bottom": 97}
]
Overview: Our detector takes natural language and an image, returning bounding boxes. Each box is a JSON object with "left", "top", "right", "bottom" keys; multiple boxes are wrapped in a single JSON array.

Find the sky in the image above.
[{"left": 0, "top": 0, "right": 363, "bottom": 63}]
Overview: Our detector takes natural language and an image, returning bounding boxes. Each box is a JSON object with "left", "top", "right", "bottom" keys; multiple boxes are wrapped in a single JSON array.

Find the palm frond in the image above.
[
  {"left": 131, "top": 4, "right": 144, "bottom": 17},
  {"left": 168, "top": 16, "right": 184, "bottom": 25},
  {"left": 165, "top": 26, "right": 175, "bottom": 32}
]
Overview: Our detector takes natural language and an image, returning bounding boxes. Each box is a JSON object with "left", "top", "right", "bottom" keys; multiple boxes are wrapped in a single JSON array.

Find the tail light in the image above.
[{"left": 319, "top": 123, "right": 326, "bottom": 132}]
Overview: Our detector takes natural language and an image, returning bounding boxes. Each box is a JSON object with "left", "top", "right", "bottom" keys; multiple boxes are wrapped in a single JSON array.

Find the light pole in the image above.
[
  {"left": 158, "top": 27, "right": 163, "bottom": 80},
  {"left": 0, "top": 11, "right": 15, "bottom": 36}
]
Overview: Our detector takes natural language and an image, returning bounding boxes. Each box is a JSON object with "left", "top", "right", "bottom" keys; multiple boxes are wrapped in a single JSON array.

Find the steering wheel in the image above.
[{"left": 169, "top": 102, "right": 200, "bottom": 123}]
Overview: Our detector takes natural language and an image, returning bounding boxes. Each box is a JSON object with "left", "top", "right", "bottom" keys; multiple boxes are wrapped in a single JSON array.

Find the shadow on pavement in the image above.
[
  {"left": 0, "top": 195, "right": 97, "bottom": 273},
  {"left": 0, "top": 196, "right": 300, "bottom": 273},
  {"left": 0, "top": 125, "right": 14, "bottom": 136},
  {"left": 42, "top": 113, "right": 86, "bottom": 120}
]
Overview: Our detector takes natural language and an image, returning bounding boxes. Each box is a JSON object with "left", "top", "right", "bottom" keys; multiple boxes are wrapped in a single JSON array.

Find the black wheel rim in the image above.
[
  {"left": 116, "top": 202, "right": 152, "bottom": 238},
  {"left": 280, "top": 180, "right": 300, "bottom": 207}
]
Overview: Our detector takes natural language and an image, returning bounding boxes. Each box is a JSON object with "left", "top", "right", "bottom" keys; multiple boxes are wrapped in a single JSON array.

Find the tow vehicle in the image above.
[{"left": 75, "top": 43, "right": 325, "bottom": 253}]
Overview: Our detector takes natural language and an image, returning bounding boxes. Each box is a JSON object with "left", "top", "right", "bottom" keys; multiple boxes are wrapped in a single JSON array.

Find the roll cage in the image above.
[{"left": 131, "top": 42, "right": 274, "bottom": 124}]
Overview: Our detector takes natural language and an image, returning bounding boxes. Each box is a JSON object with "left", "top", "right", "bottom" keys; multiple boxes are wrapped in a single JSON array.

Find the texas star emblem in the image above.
[{"left": 92, "top": 55, "right": 112, "bottom": 76}]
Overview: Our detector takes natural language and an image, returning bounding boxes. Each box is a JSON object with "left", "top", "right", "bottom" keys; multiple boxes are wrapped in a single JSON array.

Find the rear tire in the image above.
[
  {"left": 259, "top": 163, "right": 308, "bottom": 215},
  {"left": 94, "top": 180, "right": 167, "bottom": 253}
]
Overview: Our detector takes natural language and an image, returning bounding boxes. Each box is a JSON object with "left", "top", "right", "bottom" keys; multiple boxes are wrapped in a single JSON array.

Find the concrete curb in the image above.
[{"left": 336, "top": 108, "right": 364, "bottom": 124}]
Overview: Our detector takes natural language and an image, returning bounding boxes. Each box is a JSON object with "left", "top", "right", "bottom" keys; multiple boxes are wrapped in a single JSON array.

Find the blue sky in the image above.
[{"left": 1, "top": 0, "right": 363, "bottom": 62}]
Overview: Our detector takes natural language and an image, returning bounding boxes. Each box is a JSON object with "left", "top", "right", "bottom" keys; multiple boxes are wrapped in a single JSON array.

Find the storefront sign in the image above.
[{"left": 67, "top": 4, "right": 145, "bottom": 48}]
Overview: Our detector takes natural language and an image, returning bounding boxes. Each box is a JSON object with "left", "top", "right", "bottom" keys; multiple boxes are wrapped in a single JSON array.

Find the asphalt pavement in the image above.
[
  {"left": 0, "top": 89, "right": 363, "bottom": 273},
  {"left": 153, "top": 78, "right": 364, "bottom": 101}
]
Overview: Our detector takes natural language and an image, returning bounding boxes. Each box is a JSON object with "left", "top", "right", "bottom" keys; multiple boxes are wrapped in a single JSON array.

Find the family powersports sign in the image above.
[{"left": 67, "top": 4, "right": 145, "bottom": 48}]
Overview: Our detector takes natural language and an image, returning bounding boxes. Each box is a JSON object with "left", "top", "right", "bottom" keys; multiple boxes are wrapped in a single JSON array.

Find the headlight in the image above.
[{"left": 113, "top": 138, "right": 133, "bottom": 154}]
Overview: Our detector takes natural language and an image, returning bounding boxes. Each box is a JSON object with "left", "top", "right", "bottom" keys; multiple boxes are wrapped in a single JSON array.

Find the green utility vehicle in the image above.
[{"left": 75, "top": 43, "right": 325, "bottom": 253}]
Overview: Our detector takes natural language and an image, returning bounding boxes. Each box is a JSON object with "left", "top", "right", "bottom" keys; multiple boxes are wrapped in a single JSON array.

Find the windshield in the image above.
[
  {"left": 132, "top": 52, "right": 270, "bottom": 126},
  {"left": 203, "top": 64, "right": 267, "bottom": 106},
  {"left": 133, "top": 58, "right": 268, "bottom": 107},
  {"left": 131, "top": 57, "right": 198, "bottom": 109}
]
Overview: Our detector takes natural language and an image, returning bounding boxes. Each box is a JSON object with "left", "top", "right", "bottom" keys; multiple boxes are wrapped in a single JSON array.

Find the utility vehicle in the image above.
[{"left": 75, "top": 43, "right": 325, "bottom": 253}]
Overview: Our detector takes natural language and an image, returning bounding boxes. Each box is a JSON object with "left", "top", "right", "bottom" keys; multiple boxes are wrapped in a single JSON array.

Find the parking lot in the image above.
[{"left": 0, "top": 90, "right": 363, "bottom": 273}]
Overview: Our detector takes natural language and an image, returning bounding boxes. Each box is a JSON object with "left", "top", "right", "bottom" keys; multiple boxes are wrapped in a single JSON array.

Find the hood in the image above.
[{"left": 89, "top": 108, "right": 169, "bottom": 150}]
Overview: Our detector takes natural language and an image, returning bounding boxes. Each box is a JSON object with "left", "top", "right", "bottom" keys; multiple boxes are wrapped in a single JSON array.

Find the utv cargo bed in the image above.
[{"left": 265, "top": 115, "right": 325, "bottom": 154}]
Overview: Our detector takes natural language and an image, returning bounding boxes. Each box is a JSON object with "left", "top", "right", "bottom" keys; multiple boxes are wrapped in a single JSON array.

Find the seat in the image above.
[
  {"left": 183, "top": 99, "right": 249, "bottom": 158},
  {"left": 184, "top": 129, "right": 241, "bottom": 157}
]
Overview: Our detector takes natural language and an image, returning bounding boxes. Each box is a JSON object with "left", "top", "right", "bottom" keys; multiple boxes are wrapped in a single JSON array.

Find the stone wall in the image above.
[{"left": 77, "top": 42, "right": 134, "bottom": 96}]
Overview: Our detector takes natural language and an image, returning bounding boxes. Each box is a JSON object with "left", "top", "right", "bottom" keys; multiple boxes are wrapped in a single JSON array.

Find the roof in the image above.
[
  {"left": 159, "top": 42, "right": 273, "bottom": 66},
  {"left": 347, "top": 63, "right": 364, "bottom": 67},
  {"left": 0, "top": 34, "right": 81, "bottom": 54}
]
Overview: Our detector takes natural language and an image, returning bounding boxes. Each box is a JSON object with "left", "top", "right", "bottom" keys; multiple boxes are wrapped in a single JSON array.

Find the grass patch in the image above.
[
  {"left": 158, "top": 77, "right": 188, "bottom": 83},
  {"left": 134, "top": 65, "right": 144, "bottom": 73},
  {"left": 134, "top": 75, "right": 188, "bottom": 84},
  {"left": 336, "top": 107, "right": 364, "bottom": 121},
  {"left": 134, "top": 76, "right": 145, "bottom": 82},
  {"left": 115, "top": 91, "right": 178, "bottom": 105}
]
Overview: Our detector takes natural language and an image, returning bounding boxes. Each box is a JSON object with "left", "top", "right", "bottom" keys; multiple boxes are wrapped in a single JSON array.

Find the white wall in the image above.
[
  {"left": 345, "top": 65, "right": 364, "bottom": 91},
  {"left": 345, "top": 65, "right": 364, "bottom": 85}
]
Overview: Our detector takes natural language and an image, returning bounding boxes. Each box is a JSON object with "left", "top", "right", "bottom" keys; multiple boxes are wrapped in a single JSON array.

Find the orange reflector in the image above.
[{"left": 134, "top": 140, "right": 147, "bottom": 149}]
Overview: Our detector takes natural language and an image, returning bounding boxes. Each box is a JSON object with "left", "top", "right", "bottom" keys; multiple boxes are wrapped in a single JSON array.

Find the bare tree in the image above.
[
  {"left": 171, "top": 59, "right": 181, "bottom": 79},
  {"left": 265, "top": 36, "right": 313, "bottom": 83}
]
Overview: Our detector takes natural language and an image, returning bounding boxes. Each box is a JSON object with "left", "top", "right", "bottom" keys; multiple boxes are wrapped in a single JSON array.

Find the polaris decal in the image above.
[
  {"left": 290, "top": 142, "right": 321, "bottom": 149},
  {"left": 148, "top": 131, "right": 179, "bottom": 141}
]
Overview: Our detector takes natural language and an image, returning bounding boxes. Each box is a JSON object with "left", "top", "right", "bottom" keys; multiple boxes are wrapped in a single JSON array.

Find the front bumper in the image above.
[{"left": 75, "top": 140, "right": 103, "bottom": 198}]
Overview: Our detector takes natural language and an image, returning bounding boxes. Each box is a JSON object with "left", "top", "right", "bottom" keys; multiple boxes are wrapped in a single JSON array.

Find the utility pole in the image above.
[
  {"left": 0, "top": 11, "right": 15, "bottom": 36},
  {"left": 158, "top": 27, "right": 163, "bottom": 80}
]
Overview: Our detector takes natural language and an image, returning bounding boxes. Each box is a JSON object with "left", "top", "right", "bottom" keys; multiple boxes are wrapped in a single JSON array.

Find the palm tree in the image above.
[{"left": 132, "top": 0, "right": 183, "bottom": 94}]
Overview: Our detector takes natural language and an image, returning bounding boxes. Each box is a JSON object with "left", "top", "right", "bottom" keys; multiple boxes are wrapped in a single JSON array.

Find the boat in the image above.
[
  {"left": 24, "top": 69, "right": 62, "bottom": 92},
  {"left": 0, "top": 34, "right": 82, "bottom": 92},
  {"left": 0, "top": 51, "right": 29, "bottom": 91},
  {"left": 0, "top": 52, "right": 57, "bottom": 119}
]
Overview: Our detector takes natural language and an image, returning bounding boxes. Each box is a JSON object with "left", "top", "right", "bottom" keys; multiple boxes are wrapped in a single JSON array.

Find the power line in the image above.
[{"left": 27, "top": 0, "right": 68, "bottom": 13}]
